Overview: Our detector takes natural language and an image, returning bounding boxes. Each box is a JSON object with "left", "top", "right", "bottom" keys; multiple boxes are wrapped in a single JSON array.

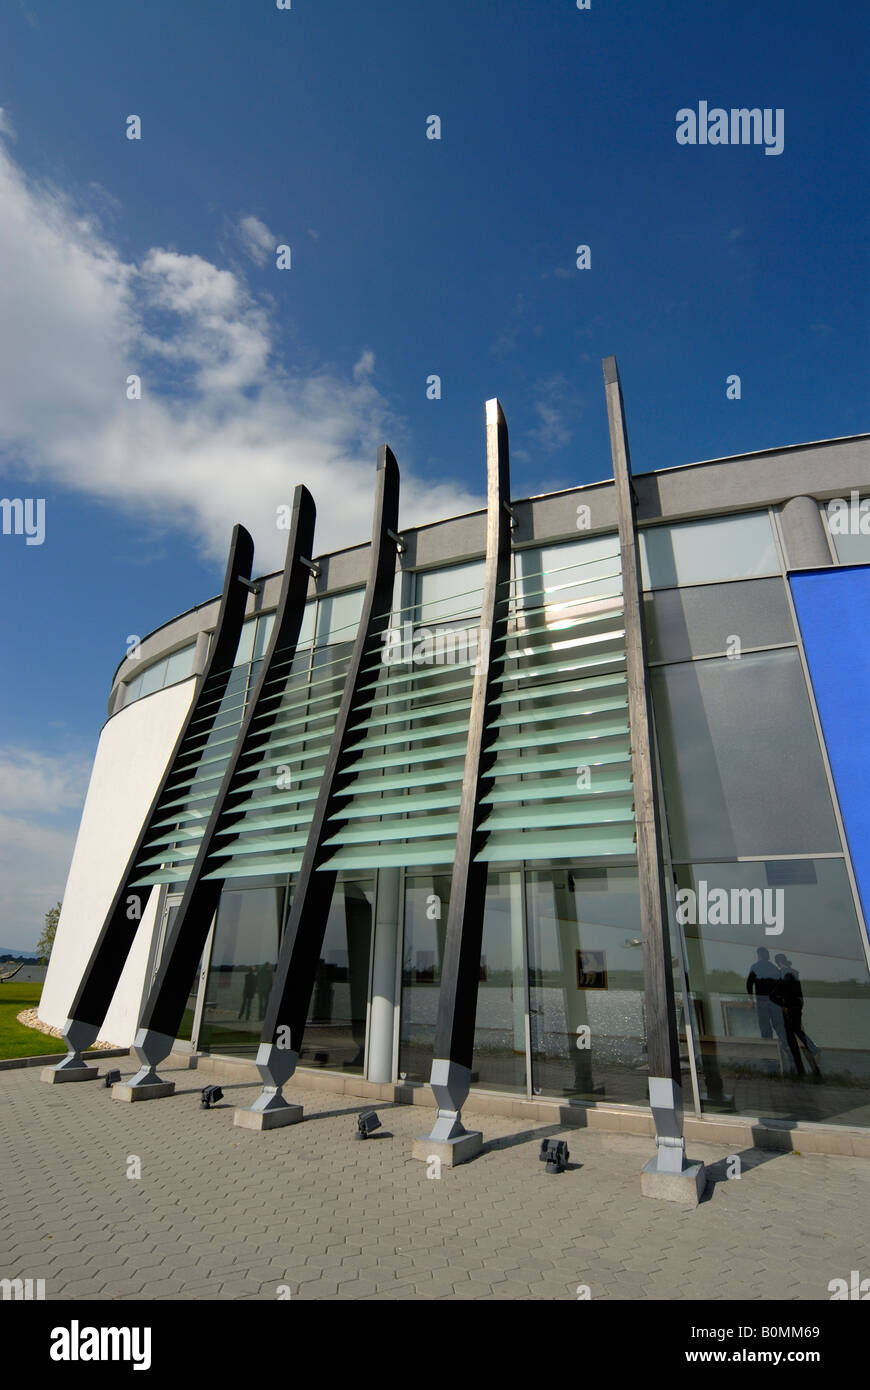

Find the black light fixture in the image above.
[
  {"left": 539, "top": 1138, "right": 569, "bottom": 1174},
  {"left": 201, "top": 1084, "right": 223, "bottom": 1109},
  {"left": 355, "top": 1109, "right": 382, "bottom": 1140},
  {"left": 103, "top": 1069, "right": 121, "bottom": 1088}
]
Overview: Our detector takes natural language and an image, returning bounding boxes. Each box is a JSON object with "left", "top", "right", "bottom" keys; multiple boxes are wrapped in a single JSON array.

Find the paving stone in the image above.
[{"left": 3, "top": 1062, "right": 870, "bottom": 1303}]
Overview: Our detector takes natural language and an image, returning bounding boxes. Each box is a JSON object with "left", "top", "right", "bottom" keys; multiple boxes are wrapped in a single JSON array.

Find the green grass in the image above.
[{"left": 0, "top": 982, "right": 66, "bottom": 1060}]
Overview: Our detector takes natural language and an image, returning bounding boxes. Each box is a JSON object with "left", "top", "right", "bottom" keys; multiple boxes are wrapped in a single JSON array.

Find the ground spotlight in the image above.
[
  {"left": 103, "top": 1069, "right": 121, "bottom": 1088},
  {"left": 201, "top": 1085, "right": 223, "bottom": 1109},
  {"left": 539, "top": 1138, "right": 569, "bottom": 1174},
  {"left": 355, "top": 1109, "right": 382, "bottom": 1140}
]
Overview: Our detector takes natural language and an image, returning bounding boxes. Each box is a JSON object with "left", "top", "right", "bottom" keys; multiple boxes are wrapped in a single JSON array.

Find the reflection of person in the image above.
[
  {"left": 773, "top": 953, "right": 822, "bottom": 1077},
  {"left": 238, "top": 966, "right": 256, "bottom": 1021},
  {"left": 255, "top": 962, "right": 273, "bottom": 1018},
  {"left": 746, "top": 947, "right": 801, "bottom": 1073}
]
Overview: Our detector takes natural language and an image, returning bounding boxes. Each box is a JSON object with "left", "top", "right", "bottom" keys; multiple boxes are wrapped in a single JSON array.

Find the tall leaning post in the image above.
[
  {"left": 42, "top": 522, "right": 255, "bottom": 1087},
  {"left": 602, "top": 356, "right": 706, "bottom": 1204},
  {"left": 234, "top": 447, "right": 401, "bottom": 1130},
  {"left": 411, "top": 398, "right": 513, "bottom": 1167},
  {"left": 117, "top": 487, "right": 317, "bottom": 1102}
]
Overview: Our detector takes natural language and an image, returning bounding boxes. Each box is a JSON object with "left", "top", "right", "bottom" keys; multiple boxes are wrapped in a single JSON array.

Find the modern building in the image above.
[{"left": 41, "top": 374, "right": 870, "bottom": 1143}]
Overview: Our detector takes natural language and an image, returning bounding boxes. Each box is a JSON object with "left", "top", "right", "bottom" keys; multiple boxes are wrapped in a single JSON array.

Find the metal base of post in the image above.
[
  {"left": 235, "top": 1042, "right": 302, "bottom": 1128},
  {"left": 122, "top": 1027, "right": 177, "bottom": 1093},
  {"left": 112, "top": 1080, "right": 176, "bottom": 1102},
  {"left": 234, "top": 1087, "right": 304, "bottom": 1130},
  {"left": 643, "top": 1076, "right": 706, "bottom": 1204},
  {"left": 41, "top": 1064, "right": 99, "bottom": 1084},
  {"left": 42, "top": 1018, "right": 101, "bottom": 1081},
  {"left": 412, "top": 1058, "right": 483, "bottom": 1166}
]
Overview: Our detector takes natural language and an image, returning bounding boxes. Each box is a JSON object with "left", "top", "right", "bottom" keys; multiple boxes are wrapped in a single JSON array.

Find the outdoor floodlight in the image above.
[
  {"left": 104, "top": 1069, "right": 121, "bottom": 1088},
  {"left": 201, "top": 1085, "right": 223, "bottom": 1109},
  {"left": 355, "top": 1109, "right": 382, "bottom": 1140},
  {"left": 539, "top": 1138, "right": 569, "bottom": 1174}
]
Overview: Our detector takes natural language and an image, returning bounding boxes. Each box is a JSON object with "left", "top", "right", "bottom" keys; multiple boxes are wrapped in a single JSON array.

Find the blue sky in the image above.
[{"left": 0, "top": 0, "right": 867, "bottom": 946}]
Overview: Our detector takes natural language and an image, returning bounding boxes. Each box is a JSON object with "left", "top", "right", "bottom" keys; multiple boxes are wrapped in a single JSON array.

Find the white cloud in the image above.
[
  {"left": 0, "top": 131, "right": 482, "bottom": 572},
  {"left": 0, "top": 748, "right": 92, "bottom": 950},
  {"left": 353, "top": 349, "right": 375, "bottom": 381},
  {"left": 237, "top": 213, "right": 276, "bottom": 268}
]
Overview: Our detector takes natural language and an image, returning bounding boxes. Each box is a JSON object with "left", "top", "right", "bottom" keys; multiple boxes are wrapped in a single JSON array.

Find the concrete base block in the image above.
[
  {"left": 411, "top": 1130, "right": 483, "bottom": 1167},
  {"left": 233, "top": 1104, "right": 303, "bottom": 1131},
  {"left": 112, "top": 1081, "right": 176, "bottom": 1102},
  {"left": 40, "top": 1064, "right": 99, "bottom": 1084},
  {"left": 641, "top": 1158, "right": 706, "bottom": 1205}
]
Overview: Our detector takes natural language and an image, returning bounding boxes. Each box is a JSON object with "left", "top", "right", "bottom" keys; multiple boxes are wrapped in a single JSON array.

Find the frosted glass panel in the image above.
[
  {"left": 640, "top": 513, "right": 779, "bottom": 590},
  {"left": 416, "top": 561, "right": 485, "bottom": 624},
  {"left": 164, "top": 644, "right": 196, "bottom": 685},
  {"left": 316, "top": 589, "right": 364, "bottom": 646}
]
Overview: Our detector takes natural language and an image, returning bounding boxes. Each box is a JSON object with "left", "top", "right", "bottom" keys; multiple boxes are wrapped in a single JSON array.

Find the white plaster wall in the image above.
[{"left": 40, "top": 679, "right": 196, "bottom": 1045}]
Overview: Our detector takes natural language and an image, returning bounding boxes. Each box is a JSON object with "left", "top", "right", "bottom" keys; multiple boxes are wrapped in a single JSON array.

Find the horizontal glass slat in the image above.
[
  {"left": 481, "top": 802, "right": 634, "bottom": 832},
  {"left": 476, "top": 829, "right": 637, "bottom": 862},
  {"left": 130, "top": 868, "right": 193, "bottom": 887},
  {"left": 322, "top": 815, "right": 459, "bottom": 846},
  {"left": 490, "top": 694, "right": 627, "bottom": 729},
  {"left": 480, "top": 771, "right": 633, "bottom": 803},
  {"left": 493, "top": 671, "right": 626, "bottom": 707},
  {"left": 202, "top": 855, "right": 303, "bottom": 880},
  {"left": 490, "top": 719, "right": 630, "bottom": 753},
  {"left": 330, "top": 788, "right": 464, "bottom": 819},
  {"left": 345, "top": 718, "right": 471, "bottom": 754},
  {"left": 319, "top": 841, "right": 458, "bottom": 870},
  {"left": 489, "top": 744, "right": 631, "bottom": 778}
]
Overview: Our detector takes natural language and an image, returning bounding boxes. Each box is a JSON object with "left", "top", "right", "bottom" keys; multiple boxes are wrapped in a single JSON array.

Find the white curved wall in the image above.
[{"left": 40, "top": 679, "right": 196, "bottom": 1046}]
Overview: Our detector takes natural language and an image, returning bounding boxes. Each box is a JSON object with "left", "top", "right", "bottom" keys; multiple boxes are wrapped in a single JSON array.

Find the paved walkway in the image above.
[{"left": 2, "top": 1059, "right": 868, "bottom": 1300}]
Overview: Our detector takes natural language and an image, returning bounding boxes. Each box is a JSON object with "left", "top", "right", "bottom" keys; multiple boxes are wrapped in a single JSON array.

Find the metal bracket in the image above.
[
  {"left": 237, "top": 576, "right": 261, "bottom": 594},
  {"left": 300, "top": 557, "right": 320, "bottom": 578},
  {"left": 502, "top": 501, "right": 517, "bottom": 530},
  {"left": 387, "top": 529, "right": 406, "bottom": 554}
]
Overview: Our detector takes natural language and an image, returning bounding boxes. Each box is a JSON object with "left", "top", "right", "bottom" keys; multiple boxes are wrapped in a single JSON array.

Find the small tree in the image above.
[{"left": 37, "top": 901, "right": 62, "bottom": 965}]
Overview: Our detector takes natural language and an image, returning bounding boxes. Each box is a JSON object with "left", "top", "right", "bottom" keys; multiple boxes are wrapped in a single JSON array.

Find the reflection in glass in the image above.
[
  {"left": 398, "top": 872, "right": 528, "bottom": 1091},
  {"left": 675, "top": 859, "right": 870, "bottom": 1125},
  {"left": 526, "top": 866, "right": 650, "bottom": 1104},
  {"left": 197, "top": 884, "right": 286, "bottom": 1055},
  {"left": 639, "top": 512, "right": 779, "bottom": 590},
  {"left": 297, "top": 878, "right": 374, "bottom": 1075},
  {"left": 652, "top": 651, "right": 839, "bottom": 860}
]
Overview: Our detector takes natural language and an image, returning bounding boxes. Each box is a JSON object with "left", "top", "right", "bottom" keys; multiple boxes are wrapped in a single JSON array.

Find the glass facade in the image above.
[{"left": 136, "top": 502, "right": 869, "bottom": 1132}]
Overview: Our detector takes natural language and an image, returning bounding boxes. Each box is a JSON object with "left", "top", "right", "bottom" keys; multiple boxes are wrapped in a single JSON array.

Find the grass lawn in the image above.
[{"left": 0, "top": 982, "right": 65, "bottom": 1060}]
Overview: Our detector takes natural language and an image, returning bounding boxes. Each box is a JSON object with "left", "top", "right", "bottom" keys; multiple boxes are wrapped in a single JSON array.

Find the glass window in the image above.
[
  {"left": 644, "top": 578, "right": 794, "bottom": 664},
  {"left": 138, "top": 657, "right": 168, "bottom": 698},
  {"left": 234, "top": 617, "right": 257, "bottom": 668},
  {"left": 824, "top": 495, "right": 870, "bottom": 566},
  {"left": 526, "top": 865, "right": 652, "bottom": 1104},
  {"left": 640, "top": 513, "right": 780, "bottom": 590},
  {"left": 415, "top": 561, "right": 485, "bottom": 625},
  {"left": 163, "top": 643, "right": 196, "bottom": 686},
  {"left": 398, "top": 871, "right": 527, "bottom": 1091},
  {"left": 197, "top": 884, "right": 287, "bottom": 1055},
  {"left": 315, "top": 588, "right": 364, "bottom": 647},
  {"left": 674, "top": 859, "right": 870, "bottom": 1126},
  {"left": 122, "top": 670, "right": 144, "bottom": 705},
  {"left": 297, "top": 877, "right": 374, "bottom": 1075},
  {"left": 652, "top": 650, "right": 840, "bottom": 860},
  {"left": 399, "top": 873, "right": 453, "bottom": 1083}
]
